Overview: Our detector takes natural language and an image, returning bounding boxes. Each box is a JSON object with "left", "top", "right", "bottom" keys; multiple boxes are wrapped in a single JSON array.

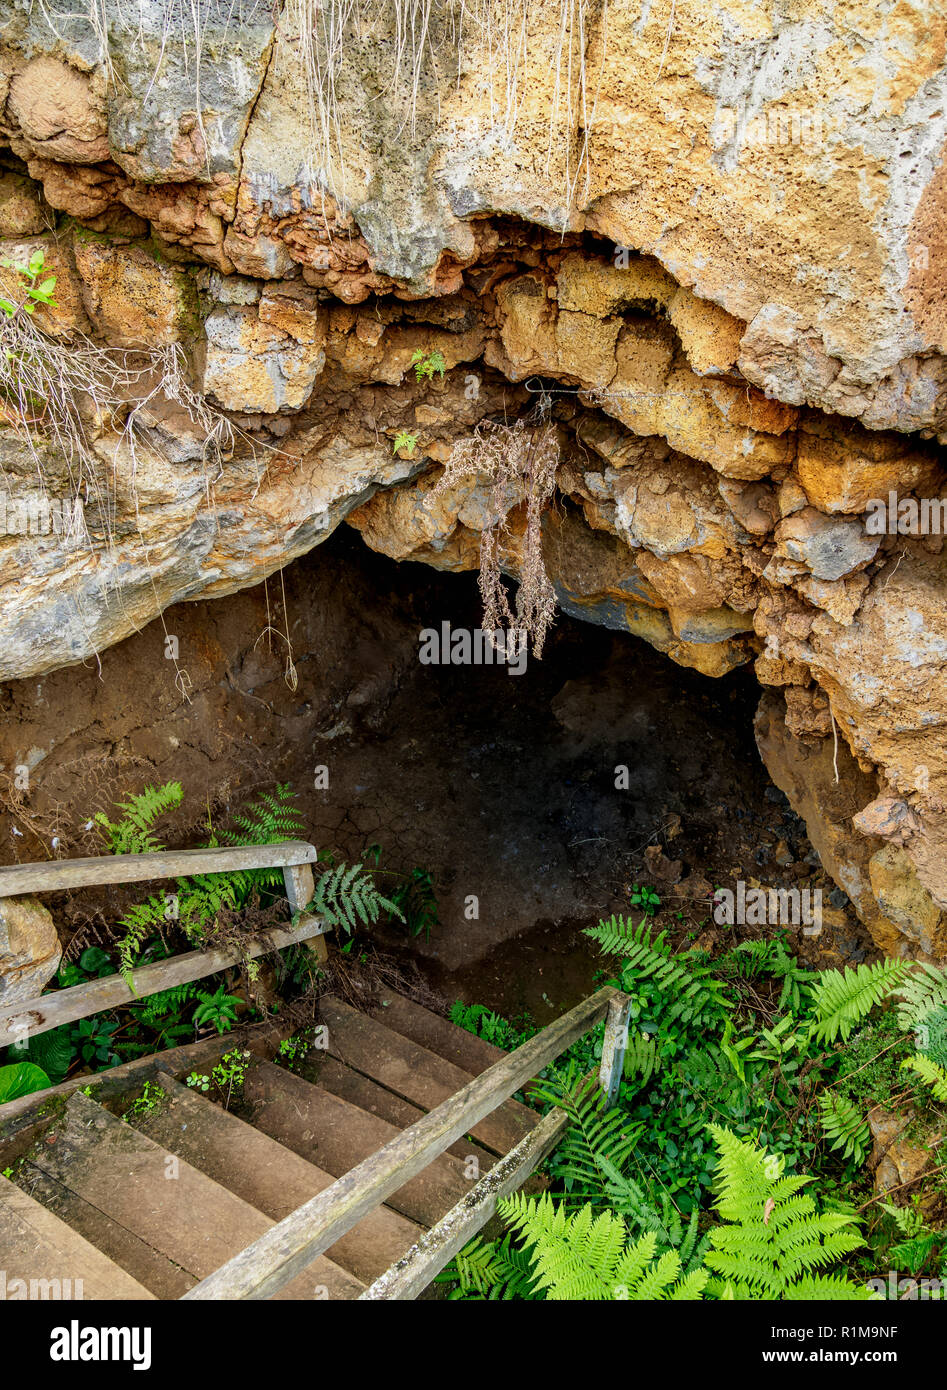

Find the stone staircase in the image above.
[{"left": 0, "top": 989, "right": 540, "bottom": 1300}]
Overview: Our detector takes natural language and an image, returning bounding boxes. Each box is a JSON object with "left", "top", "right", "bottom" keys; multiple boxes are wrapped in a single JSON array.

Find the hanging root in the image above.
[{"left": 434, "top": 412, "right": 560, "bottom": 657}]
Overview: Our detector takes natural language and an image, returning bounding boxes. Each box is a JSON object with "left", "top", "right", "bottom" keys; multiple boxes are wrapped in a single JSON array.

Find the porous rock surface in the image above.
[{"left": 1, "top": 0, "right": 946, "bottom": 958}]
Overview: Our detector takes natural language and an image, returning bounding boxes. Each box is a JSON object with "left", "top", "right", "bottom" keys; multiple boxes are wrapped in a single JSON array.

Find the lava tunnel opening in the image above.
[{"left": 0, "top": 522, "right": 870, "bottom": 1025}]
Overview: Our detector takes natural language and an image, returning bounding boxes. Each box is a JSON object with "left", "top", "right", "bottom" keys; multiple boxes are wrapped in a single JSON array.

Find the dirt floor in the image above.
[{"left": 0, "top": 525, "right": 872, "bottom": 1020}]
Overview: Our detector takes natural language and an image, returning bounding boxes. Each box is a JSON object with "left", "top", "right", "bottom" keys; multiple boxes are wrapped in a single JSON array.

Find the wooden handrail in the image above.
[
  {"left": 0, "top": 840, "right": 324, "bottom": 1047},
  {"left": 0, "top": 841, "right": 317, "bottom": 896},
  {"left": 0, "top": 919, "right": 326, "bottom": 1049},
  {"left": 182, "top": 986, "right": 627, "bottom": 1301}
]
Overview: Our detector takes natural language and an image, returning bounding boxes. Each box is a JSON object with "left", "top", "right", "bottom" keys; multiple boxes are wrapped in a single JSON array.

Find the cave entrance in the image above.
[{"left": 0, "top": 524, "right": 849, "bottom": 1025}]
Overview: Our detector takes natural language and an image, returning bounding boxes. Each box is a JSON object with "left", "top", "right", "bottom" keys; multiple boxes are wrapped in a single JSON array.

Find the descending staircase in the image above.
[{"left": 0, "top": 989, "right": 541, "bottom": 1300}]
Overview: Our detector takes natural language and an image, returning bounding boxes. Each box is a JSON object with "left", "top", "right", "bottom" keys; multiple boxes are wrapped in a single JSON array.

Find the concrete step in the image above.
[
  {"left": 320, "top": 995, "right": 537, "bottom": 1155},
  {"left": 369, "top": 990, "right": 511, "bottom": 1075},
  {"left": 243, "top": 1059, "right": 476, "bottom": 1228},
  {"left": 21, "top": 1091, "right": 364, "bottom": 1300},
  {"left": 310, "top": 1053, "right": 496, "bottom": 1170},
  {"left": 0, "top": 1172, "right": 154, "bottom": 1301},
  {"left": 132, "top": 1073, "right": 422, "bottom": 1284}
]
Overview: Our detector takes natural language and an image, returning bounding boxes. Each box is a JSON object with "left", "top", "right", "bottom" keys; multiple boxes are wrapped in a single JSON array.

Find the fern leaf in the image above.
[
  {"left": 808, "top": 960, "right": 907, "bottom": 1044},
  {"left": 902, "top": 1052, "right": 947, "bottom": 1102},
  {"left": 703, "top": 1125, "right": 867, "bottom": 1300},
  {"left": 818, "top": 1092, "right": 870, "bottom": 1165},
  {"left": 896, "top": 963, "right": 947, "bottom": 1035},
  {"left": 499, "top": 1193, "right": 706, "bottom": 1301},
  {"left": 96, "top": 781, "right": 183, "bottom": 855},
  {"left": 584, "top": 917, "right": 730, "bottom": 1025}
]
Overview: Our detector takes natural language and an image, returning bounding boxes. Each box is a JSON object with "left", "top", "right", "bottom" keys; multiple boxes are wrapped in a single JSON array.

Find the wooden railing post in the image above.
[
  {"left": 282, "top": 861, "right": 326, "bottom": 963},
  {"left": 599, "top": 992, "right": 632, "bottom": 1108}
]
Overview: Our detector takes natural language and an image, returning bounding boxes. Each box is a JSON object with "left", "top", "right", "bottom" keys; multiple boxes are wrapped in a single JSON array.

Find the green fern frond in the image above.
[
  {"left": 530, "top": 1069, "right": 641, "bottom": 1204},
  {"left": 116, "top": 894, "right": 169, "bottom": 990},
  {"left": 95, "top": 781, "right": 183, "bottom": 854},
  {"left": 133, "top": 982, "right": 198, "bottom": 1026},
  {"left": 901, "top": 1052, "right": 947, "bottom": 1102},
  {"left": 584, "top": 917, "right": 731, "bottom": 1026},
  {"left": 895, "top": 963, "right": 947, "bottom": 1034},
  {"left": 310, "top": 861, "right": 404, "bottom": 934},
  {"left": 498, "top": 1193, "right": 707, "bottom": 1301},
  {"left": 818, "top": 1092, "right": 870, "bottom": 1165},
  {"left": 585, "top": 914, "right": 674, "bottom": 958},
  {"left": 720, "top": 939, "right": 780, "bottom": 979},
  {"left": 784, "top": 1273, "right": 876, "bottom": 1300},
  {"left": 914, "top": 1007, "right": 947, "bottom": 1067},
  {"left": 703, "top": 1125, "right": 870, "bottom": 1300},
  {"left": 437, "top": 1234, "right": 540, "bottom": 1300},
  {"left": 807, "top": 960, "right": 907, "bottom": 1044},
  {"left": 223, "top": 783, "right": 305, "bottom": 848}
]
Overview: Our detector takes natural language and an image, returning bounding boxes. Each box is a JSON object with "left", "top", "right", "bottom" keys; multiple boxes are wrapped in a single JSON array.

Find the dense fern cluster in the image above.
[
  {"left": 95, "top": 781, "right": 404, "bottom": 988},
  {"left": 443, "top": 910, "right": 947, "bottom": 1300}
]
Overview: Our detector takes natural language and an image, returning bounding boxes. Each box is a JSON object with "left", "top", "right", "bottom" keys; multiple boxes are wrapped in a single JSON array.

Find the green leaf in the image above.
[
  {"left": 0, "top": 1061, "right": 51, "bottom": 1103},
  {"left": 79, "top": 946, "right": 112, "bottom": 976}
]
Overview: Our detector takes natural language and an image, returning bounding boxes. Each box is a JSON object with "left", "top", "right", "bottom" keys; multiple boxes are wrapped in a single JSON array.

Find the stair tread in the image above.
[
  {"left": 23, "top": 1092, "right": 363, "bottom": 1300},
  {"left": 17, "top": 1162, "right": 195, "bottom": 1299},
  {"left": 321, "top": 995, "right": 537, "bottom": 1155},
  {"left": 312, "top": 1054, "right": 496, "bottom": 1170},
  {"left": 244, "top": 1060, "right": 477, "bottom": 1228},
  {"left": 132, "top": 1073, "right": 422, "bottom": 1284},
  {"left": 369, "top": 990, "right": 510, "bottom": 1075},
  {"left": 0, "top": 1171, "right": 154, "bottom": 1301}
]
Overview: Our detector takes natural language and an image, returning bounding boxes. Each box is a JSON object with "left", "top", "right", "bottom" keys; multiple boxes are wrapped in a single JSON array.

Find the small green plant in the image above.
[
  {"left": 192, "top": 986, "right": 242, "bottom": 1035},
  {"left": 277, "top": 1035, "right": 311, "bottom": 1071},
  {"left": 185, "top": 1049, "right": 252, "bottom": 1106},
  {"left": 124, "top": 1081, "right": 167, "bottom": 1118},
  {"left": 449, "top": 1001, "right": 536, "bottom": 1052},
  {"left": 629, "top": 884, "right": 661, "bottom": 916},
  {"left": 410, "top": 348, "right": 445, "bottom": 382},
  {"left": 392, "top": 429, "right": 418, "bottom": 455},
  {"left": 0, "top": 249, "right": 57, "bottom": 322},
  {"left": 71, "top": 1016, "right": 120, "bottom": 1069}
]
